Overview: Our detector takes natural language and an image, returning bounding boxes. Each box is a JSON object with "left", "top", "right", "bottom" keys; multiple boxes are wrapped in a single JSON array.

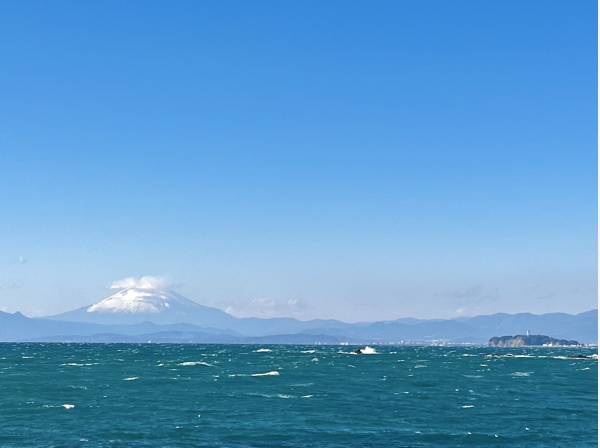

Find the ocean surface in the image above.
[{"left": 0, "top": 344, "right": 596, "bottom": 447}]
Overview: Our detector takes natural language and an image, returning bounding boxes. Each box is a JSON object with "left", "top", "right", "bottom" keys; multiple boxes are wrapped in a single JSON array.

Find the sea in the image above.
[{"left": 0, "top": 343, "right": 597, "bottom": 447}]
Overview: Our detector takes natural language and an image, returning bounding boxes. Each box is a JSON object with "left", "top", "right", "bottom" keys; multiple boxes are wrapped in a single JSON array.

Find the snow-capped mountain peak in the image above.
[
  {"left": 49, "top": 276, "right": 237, "bottom": 327},
  {"left": 86, "top": 288, "right": 183, "bottom": 314}
]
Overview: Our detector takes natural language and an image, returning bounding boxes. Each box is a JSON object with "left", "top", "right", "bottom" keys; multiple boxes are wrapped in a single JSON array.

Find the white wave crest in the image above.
[
  {"left": 251, "top": 371, "right": 280, "bottom": 377},
  {"left": 359, "top": 346, "right": 377, "bottom": 355},
  {"left": 178, "top": 361, "right": 214, "bottom": 367},
  {"left": 61, "top": 363, "right": 95, "bottom": 367}
]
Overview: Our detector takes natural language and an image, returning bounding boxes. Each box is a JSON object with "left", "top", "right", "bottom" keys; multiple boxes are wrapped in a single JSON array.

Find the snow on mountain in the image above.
[
  {"left": 87, "top": 288, "right": 195, "bottom": 314},
  {"left": 50, "top": 281, "right": 237, "bottom": 328}
]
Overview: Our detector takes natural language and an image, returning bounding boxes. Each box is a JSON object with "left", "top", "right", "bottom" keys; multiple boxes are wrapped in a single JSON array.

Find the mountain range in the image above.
[{"left": 1, "top": 286, "right": 597, "bottom": 344}]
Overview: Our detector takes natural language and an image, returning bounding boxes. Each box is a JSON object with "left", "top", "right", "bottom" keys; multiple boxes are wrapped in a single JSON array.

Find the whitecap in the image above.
[
  {"left": 178, "top": 361, "right": 214, "bottom": 367},
  {"left": 254, "top": 348, "right": 272, "bottom": 353},
  {"left": 358, "top": 346, "right": 377, "bottom": 355},
  {"left": 123, "top": 377, "right": 139, "bottom": 381},
  {"left": 301, "top": 394, "right": 314, "bottom": 398},
  {"left": 301, "top": 350, "right": 316, "bottom": 354},
  {"left": 251, "top": 371, "right": 280, "bottom": 377},
  {"left": 62, "top": 404, "right": 75, "bottom": 410},
  {"left": 511, "top": 371, "right": 532, "bottom": 377},
  {"left": 461, "top": 405, "right": 475, "bottom": 409}
]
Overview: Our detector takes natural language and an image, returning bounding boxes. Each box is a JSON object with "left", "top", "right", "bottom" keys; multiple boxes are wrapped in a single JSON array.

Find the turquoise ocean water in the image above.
[{"left": 0, "top": 344, "right": 596, "bottom": 447}]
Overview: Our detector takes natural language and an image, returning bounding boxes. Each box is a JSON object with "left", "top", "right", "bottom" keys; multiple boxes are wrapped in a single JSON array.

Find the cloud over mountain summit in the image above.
[{"left": 110, "top": 276, "right": 170, "bottom": 290}]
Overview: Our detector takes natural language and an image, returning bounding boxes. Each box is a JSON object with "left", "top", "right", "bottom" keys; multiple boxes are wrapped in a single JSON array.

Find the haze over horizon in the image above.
[
  {"left": 0, "top": 1, "right": 597, "bottom": 321},
  {"left": 3, "top": 275, "right": 597, "bottom": 323}
]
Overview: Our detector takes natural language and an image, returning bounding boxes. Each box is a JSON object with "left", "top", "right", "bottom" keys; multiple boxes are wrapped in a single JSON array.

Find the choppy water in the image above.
[{"left": 0, "top": 344, "right": 596, "bottom": 447}]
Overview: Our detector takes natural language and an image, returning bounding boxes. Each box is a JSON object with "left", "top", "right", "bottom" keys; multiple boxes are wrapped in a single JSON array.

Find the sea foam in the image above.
[
  {"left": 178, "top": 361, "right": 214, "bottom": 367},
  {"left": 251, "top": 371, "right": 280, "bottom": 377}
]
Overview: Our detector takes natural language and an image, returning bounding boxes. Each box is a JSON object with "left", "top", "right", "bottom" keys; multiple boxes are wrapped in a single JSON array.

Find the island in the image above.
[{"left": 488, "top": 334, "right": 581, "bottom": 347}]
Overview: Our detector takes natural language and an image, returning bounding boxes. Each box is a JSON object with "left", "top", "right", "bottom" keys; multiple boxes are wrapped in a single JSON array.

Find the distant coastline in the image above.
[{"left": 1, "top": 305, "right": 597, "bottom": 345}]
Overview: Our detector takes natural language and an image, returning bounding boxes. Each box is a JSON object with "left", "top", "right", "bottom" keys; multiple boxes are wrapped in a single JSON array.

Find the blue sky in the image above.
[{"left": 0, "top": 1, "right": 596, "bottom": 320}]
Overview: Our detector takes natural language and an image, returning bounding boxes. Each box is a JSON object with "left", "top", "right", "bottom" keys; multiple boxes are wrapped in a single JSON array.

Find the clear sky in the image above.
[{"left": 0, "top": 1, "right": 597, "bottom": 321}]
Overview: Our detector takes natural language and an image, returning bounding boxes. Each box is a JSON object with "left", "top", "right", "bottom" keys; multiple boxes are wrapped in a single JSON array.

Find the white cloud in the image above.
[
  {"left": 454, "top": 307, "right": 467, "bottom": 316},
  {"left": 0, "top": 280, "right": 23, "bottom": 291},
  {"left": 223, "top": 297, "right": 309, "bottom": 318},
  {"left": 110, "top": 275, "right": 170, "bottom": 290}
]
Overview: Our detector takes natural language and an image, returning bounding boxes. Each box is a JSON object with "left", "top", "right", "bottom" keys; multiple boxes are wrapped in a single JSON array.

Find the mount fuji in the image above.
[{"left": 50, "top": 286, "right": 237, "bottom": 328}]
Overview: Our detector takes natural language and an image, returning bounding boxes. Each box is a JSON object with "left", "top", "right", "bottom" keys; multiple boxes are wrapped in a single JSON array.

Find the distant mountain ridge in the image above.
[
  {"left": 1, "top": 310, "right": 596, "bottom": 344},
  {"left": 0, "top": 285, "right": 595, "bottom": 344}
]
